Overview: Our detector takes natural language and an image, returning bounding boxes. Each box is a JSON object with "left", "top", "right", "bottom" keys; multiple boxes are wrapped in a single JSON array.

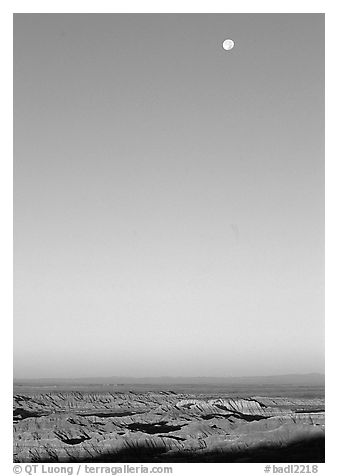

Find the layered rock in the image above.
[{"left": 13, "top": 391, "right": 324, "bottom": 463}]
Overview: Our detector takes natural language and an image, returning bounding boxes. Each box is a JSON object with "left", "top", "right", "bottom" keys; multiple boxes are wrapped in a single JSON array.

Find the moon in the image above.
[{"left": 222, "top": 39, "right": 235, "bottom": 51}]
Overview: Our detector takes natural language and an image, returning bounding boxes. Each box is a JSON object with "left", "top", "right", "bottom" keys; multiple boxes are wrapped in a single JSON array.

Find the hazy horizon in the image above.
[
  {"left": 14, "top": 14, "right": 324, "bottom": 379},
  {"left": 14, "top": 372, "right": 324, "bottom": 381}
]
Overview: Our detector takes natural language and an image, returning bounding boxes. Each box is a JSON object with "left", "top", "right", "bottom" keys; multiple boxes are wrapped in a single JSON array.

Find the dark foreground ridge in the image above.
[
  {"left": 13, "top": 390, "right": 325, "bottom": 463},
  {"left": 60, "top": 435, "right": 325, "bottom": 463}
]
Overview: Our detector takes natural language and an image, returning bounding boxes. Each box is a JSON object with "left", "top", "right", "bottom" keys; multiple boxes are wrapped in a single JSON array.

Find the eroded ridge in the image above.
[{"left": 13, "top": 391, "right": 325, "bottom": 463}]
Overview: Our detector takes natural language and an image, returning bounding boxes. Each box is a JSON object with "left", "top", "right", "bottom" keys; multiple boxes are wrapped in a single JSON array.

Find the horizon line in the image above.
[{"left": 13, "top": 372, "right": 325, "bottom": 381}]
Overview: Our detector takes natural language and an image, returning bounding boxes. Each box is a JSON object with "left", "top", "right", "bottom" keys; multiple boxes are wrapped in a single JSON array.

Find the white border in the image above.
[
  {"left": 2, "top": 2, "right": 336, "bottom": 475},
  {"left": 5, "top": 1, "right": 329, "bottom": 13}
]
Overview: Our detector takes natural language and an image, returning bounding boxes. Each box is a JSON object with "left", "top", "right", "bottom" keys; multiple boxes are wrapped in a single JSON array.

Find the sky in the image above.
[{"left": 14, "top": 14, "right": 324, "bottom": 379}]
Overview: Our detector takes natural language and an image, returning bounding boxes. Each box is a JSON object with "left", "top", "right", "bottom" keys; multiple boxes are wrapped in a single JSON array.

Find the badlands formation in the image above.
[{"left": 13, "top": 390, "right": 324, "bottom": 462}]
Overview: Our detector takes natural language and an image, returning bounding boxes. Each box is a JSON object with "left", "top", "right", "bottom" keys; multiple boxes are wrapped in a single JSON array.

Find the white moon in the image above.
[{"left": 222, "top": 39, "right": 235, "bottom": 51}]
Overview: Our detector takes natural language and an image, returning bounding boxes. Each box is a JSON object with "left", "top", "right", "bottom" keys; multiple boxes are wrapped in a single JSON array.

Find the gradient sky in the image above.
[{"left": 14, "top": 14, "right": 324, "bottom": 378}]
